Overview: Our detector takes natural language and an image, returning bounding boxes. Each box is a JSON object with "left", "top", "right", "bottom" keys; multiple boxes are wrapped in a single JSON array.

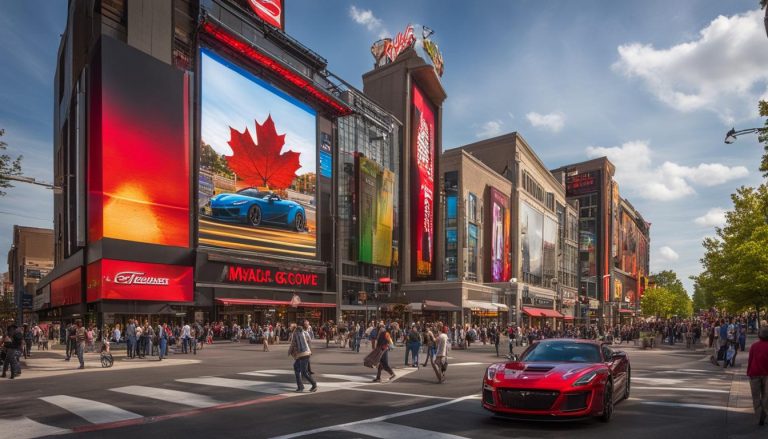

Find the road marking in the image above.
[
  {"left": 40, "top": 395, "right": 142, "bottom": 424},
  {"left": 321, "top": 373, "right": 372, "bottom": 382},
  {"left": 339, "top": 421, "right": 467, "bottom": 439},
  {"left": 177, "top": 377, "right": 297, "bottom": 395},
  {"left": 632, "top": 386, "right": 729, "bottom": 394},
  {"left": 269, "top": 394, "right": 479, "bottom": 439},
  {"left": 344, "top": 388, "right": 455, "bottom": 400},
  {"left": 632, "top": 377, "right": 686, "bottom": 385},
  {"left": 0, "top": 417, "right": 69, "bottom": 439},
  {"left": 109, "top": 385, "right": 223, "bottom": 408},
  {"left": 635, "top": 400, "right": 753, "bottom": 413},
  {"left": 448, "top": 362, "right": 484, "bottom": 367},
  {"left": 239, "top": 369, "right": 296, "bottom": 377}
]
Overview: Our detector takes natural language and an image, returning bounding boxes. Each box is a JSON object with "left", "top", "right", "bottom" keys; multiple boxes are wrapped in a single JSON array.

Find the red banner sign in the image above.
[
  {"left": 87, "top": 259, "right": 193, "bottom": 302},
  {"left": 248, "top": 0, "right": 283, "bottom": 29},
  {"left": 224, "top": 264, "right": 325, "bottom": 290},
  {"left": 411, "top": 84, "right": 436, "bottom": 279}
]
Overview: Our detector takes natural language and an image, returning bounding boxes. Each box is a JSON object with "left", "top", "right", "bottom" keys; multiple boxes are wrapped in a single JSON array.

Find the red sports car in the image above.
[{"left": 482, "top": 339, "right": 630, "bottom": 422}]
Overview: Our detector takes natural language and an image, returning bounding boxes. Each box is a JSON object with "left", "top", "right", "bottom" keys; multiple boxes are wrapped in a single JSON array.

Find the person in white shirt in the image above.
[
  {"left": 433, "top": 324, "right": 449, "bottom": 383},
  {"left": 182, "top": 323, "right": 191, "bottom": 353}
]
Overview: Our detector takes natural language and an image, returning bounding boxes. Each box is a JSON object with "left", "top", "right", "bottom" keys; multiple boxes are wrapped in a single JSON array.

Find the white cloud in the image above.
[
  {"left": 349, "top": 6, "right": 388, "bottom": 38},
  {"left": 526, "top": 111, "right": 565, "bottom": 133},
  {"left": 694, "top": 208, "right": 727, "bottom": 227},
  {"left": 476, "top": 120, "right": 503, "bottom": 138},
  {"left": 585, "top": 140, "right": 748, "bottom": 201},
  {"left": 613, "top": 8, "right": 768, "bottom": 123},
  {"left": 658, "top": 246, "right": 680, "bottom": 262}
]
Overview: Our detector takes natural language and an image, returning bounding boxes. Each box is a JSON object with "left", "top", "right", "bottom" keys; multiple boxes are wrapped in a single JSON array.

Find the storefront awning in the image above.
[
  {"left": 407, "top": 302, "right": 423, "bottom": 312},
  {"left": 522, "top": 307, "right": 564, "bottom": 318},
  {"left": 563, "top": 316, "right": 575, "bottom": 321},
  {"left": 465, "top": 300, "right": 508, "bottom": 311},
  {"left": 618, "top": 309, "right": 635, "bottom": 314},
  {"left": 216, "top": 298, "right": 336, "bottom": 308},
  {"left": 422, "top": 300, "right": 461, "bottom": 312}
]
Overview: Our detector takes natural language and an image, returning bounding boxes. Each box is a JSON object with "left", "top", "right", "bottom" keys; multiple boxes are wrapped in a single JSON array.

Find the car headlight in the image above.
[
  {"left": 232, "top": 200, "right": 249, "bottom": 205},
  {"left": 573, "top": 370, "right": 598, "bottom": 387},
  {"left": 486, "top": 364, "right": 503, "bottom": 381}
]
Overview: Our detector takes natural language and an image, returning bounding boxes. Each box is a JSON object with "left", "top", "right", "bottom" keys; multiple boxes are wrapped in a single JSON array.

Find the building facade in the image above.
[
  {"left": 7, "top": 226, "right": 54, "bottom": 325},
  {"left": 455, "top": 133, "right": 572, "bottom": 329}
]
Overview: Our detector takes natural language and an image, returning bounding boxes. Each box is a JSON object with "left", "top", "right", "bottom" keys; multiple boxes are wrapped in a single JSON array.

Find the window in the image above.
[
  {"left": 467, "top": 223, "right": 478, "bottom": 279},
  {"left": 468, "top": 193, "right": 477, "bottom": 222}
]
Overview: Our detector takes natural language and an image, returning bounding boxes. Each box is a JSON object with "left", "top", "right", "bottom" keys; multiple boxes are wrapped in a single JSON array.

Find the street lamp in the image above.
[{"left": 723, "top": 127, "right": 765, "bottom": 144}]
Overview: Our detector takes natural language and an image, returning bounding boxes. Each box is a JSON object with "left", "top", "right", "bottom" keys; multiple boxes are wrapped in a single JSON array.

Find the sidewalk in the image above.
[
  {"left": 723, "top": 335, "right": 764, "bottom": 438},
  {"left": 12, "top": 349, "right": 201, "bottom": 380}
]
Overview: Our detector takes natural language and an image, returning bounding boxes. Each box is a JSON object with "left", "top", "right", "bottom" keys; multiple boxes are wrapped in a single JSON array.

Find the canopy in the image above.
[
  {"left": 522, "top": 306, "right": 564, "bottom": 318},
  {"left": 618, "top": 309, "right": 635, "bottom": 314},
  {"left": 465, "top": 300, "right": 508, "bottom": 311},
  {"left": 422, "top": 300, "right": 461, "bottom": 312},
  {"left": 215, "top": 298, "right": 335, "bottom": 308}
]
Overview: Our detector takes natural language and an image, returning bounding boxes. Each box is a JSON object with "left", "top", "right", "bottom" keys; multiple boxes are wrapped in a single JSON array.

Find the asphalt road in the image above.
[{"left": 1, "top": 340, "right": 763, "bottom": 439}]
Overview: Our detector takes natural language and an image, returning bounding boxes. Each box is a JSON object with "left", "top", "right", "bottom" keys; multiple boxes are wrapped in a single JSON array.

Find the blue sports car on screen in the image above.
[{"left": 209, "top": 188, "right": 307, "bottom": 232}]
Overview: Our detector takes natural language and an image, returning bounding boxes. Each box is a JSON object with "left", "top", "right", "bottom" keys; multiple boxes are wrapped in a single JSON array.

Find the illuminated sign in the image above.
[
  {"left": 566, "top": 171, "right": 599, "bottom": 197},
  {"left": 87, "top": 259, "right": 193, "bottom": 302},
  {"left": 224, "top": 264, "right": 325, "bottom": 290},
  {"left": 411, "top": 84, "right": 436, "bottom": 279},
  {"left": 247, "top": 0, "right": 283, "bottom": 29},
  {"left": 371, "top": 24, "right": 416, "bottom": 66},
  {"left": 422, "top": 26, "right": 444, "bottom": 77},
  {"left": 487, "top": 187, "right": 510, "bottom": 283}
]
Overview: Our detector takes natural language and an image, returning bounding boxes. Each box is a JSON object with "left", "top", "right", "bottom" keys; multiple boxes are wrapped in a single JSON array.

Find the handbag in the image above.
[{"left": 363, "top": 347, "right": 385, "bottom": 368}]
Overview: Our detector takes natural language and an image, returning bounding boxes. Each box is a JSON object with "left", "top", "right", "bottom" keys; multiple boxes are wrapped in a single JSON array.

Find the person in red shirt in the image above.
[{"left": 747, "top": 326, "right": 768, "bottom": 426}]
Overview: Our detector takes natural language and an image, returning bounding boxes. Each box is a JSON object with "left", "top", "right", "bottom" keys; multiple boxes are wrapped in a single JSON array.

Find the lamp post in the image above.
[{"left": 723, "top": 127, "right": 765, "bottom": 144}]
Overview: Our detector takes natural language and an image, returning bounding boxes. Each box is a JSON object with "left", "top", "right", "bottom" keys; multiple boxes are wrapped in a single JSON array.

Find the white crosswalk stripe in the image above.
[
  {"left": 39, "top": 395, "right": 142, "bottom": 424},
  {"left": 320, "top": 373, "right": 372, "bottom": 382},
  {"left": 0, "top": 417, "right": 69, "bottom": 439},
  {"left": 339, "top": 421, "right": 468, "bottom": 438},
  {"left": 109, "top": 385, "right": 224, "bottom": 408},
  {"left": 176, "top": 376, "right": 298, "bottom": 394}
]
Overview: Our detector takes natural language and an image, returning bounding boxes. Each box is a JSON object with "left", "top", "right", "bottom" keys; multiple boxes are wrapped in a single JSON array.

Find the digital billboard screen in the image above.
[
  {"left": 411, "top": 84, "right": 436, "bottom": 279},
  {"left": 520, "top": 202, "right": 544, "bottom": 282},
  {"left": 357, "top": 155, "right": 394, "bottom": 266},
  {"left": 488, "top": 187, "right": 510, "bottom": 283},
  {"left": 199, "top": 49, "right": 318, "bottom": 258}
]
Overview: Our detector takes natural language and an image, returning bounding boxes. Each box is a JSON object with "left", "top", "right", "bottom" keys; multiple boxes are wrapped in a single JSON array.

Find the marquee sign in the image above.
[
  {"left": 247, "top": 0, "right": 284, "bottom": 30},
  {"left": 223, "top": 263, "right": 326, "bottom": 291},
  {"left": 371, "top": 24, "right": 416, "bottom": 67},
  {"left": 422, "top": 26, "right": 444, "bottom": 77}
]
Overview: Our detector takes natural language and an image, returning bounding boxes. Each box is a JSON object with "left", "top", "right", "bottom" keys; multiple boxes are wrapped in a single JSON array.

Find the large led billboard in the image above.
[
  {"left": 520, "top": 202, "right": 544, "bottom": 283},
  {"left": 199, "top": 49, "right": 318, "bottom": 258},
  {"left": 487, "top": 187, "right": 510, "bottom": 282},
  {"left": 88, "top": 36, "right": 190, "bottom": 247},
  {"left": 411, "top": 84, "right": 436, "bottom": 279},
  {"left": 357, "top": 155, "right": 394, "bottom": 266}
]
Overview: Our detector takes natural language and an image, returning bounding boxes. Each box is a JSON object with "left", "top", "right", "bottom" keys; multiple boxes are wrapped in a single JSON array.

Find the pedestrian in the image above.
[
  {"left": 263, "top": 325, "right": 270, "bottom": 352},
  {"left": 302, "top": 320, "right": 315, "bottom": 375},
  {"left": 157, "top": 322, "right": 168, "bottom": 361},
  {"left": 1, "top": 324, "right": 22, "bottom": 379},
  {"left": 125, "top": 319, "right": 136, "bottom": 359},
  {"left": 74, "top": 319, "right": 86, "bottom": 369},
  {"left": 372, "top": 323, "right": 396, "bottom": 382},
  {"left": 433, "top": 325, "right": 449, "bottom": 383},
  {"left": 22, "top": 324, "right": 33, "bottom": 358},
  {"left": 288, "top": 323, "right": 317, "bottom": 392},
  {"left": 748, "top": 326, "right": 768, "bottom": 426},
  {"left": 181, "top": 322, "right": 191, "bottom": 354},
  {"left": 422, "top": 324, "right": 436, "bottom": 367},
  {"left": 405, "top": 324, "right": 421, "bottom": 368}
]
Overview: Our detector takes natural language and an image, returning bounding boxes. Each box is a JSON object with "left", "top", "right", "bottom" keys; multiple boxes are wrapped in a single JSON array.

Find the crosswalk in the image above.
[{"left": 0, "top": 368, "right": 417, "bottom": 438}]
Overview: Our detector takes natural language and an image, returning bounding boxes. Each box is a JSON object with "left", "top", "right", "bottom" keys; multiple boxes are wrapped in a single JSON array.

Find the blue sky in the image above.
[{"left": 1, "top": 0, "right": 766, "bottom": 294}]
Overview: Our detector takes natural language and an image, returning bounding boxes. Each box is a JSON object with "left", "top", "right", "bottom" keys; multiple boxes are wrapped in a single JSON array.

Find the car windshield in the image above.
[{"left": 521, "top": 342, "right": 601, "bottom": 363}]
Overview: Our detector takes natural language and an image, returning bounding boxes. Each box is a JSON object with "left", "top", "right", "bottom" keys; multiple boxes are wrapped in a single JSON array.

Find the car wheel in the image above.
[
  {"left": 600, "top": 380, "right": 614, "bottom": 423},
  {"left": 293, "top": 212, "right": 305, "bottom": 232},
  {"left": 248, "top": 205, "right": 262, "bottom": 226},
  {"left": 623, "top": 367, "right": 631, "bottom": 400}
]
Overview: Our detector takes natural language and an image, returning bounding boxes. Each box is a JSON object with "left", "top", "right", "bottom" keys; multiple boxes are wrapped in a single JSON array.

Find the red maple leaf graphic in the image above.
[{"left": 225, "top": 115, "right": 301, "bottom": 190}]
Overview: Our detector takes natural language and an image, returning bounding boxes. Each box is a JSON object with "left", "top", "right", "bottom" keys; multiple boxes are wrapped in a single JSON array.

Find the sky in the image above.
[{"left": 1, "top": 0, "right": 767, "bottom": 294}]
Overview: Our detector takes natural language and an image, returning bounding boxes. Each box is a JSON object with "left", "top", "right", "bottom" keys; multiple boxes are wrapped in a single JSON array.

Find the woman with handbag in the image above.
[{"left": 372, "top": 323, "right": 397, "bottom": 382}]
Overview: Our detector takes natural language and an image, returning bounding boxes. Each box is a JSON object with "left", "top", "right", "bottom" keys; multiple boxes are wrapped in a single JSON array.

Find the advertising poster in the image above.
[
  {"left": 199, "top": 49, "right": 317, "bottom": 258},
  {"left": 580, "top": 230, "right": 597, "bottom": 279},
  {"left": 411, "top": 84, "right": 436, "bottom": 279},
  {"left": 488, "top": 188, "right": 510, "bottom": 282},
  {"left": 88, "top": 37, "right": 189, "bottom": 248},
  {"left": 520, "top": 202, "right": 544, "bottom": 281},
  {"left": 543, "top": 217, "right": 558, "bottom": 284},
  {"left": 468, "top": 223, "right": 478, "bottom": 276},
  {"left": 319, "top": 132, "right": 332, "bottom": 179},
  {"left": 357, "top": 155, "right": 394, "bottom": 267}
]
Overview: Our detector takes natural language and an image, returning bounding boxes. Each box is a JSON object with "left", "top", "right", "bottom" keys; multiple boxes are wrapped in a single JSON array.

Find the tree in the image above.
[
  {"left": 641, "top": 285, "right": 692, "bottom": 319},
  {"left": 0, "top": 129, "right": 23, "bottom": 196},
  {"left": 200, "top": 141, "right": 234, "bottom": 177},
  {"left": 757, "top": 101, "right": 768, "bottom": 178},
  {"left": 696, "top": 185, "right": 768, "bottom": 322}
]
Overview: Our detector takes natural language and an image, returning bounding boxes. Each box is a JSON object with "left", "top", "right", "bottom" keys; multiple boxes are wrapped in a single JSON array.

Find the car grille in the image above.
[
  {"left": 498, "top": 389, "right": 559, "bottom": 410},
  {"left": 561, "top": 392, "right": 590, "bottom": 412},
  {"left": 524, "top": 365, "right": 554, "bottom": 373},
  {"left": 212, "top": 207, "right": 240, "bottom": 218},
  {"left": 483, "top": 389, "right": 495, "bottom": 405}
]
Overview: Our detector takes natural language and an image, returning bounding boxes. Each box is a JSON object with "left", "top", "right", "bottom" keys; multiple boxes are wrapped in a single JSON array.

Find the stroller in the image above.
[{"left": 100, "top": 338, "right": 114, "bottom": 368}]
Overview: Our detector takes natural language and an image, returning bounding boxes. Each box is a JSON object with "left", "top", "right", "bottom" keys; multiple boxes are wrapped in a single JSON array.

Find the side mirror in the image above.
[{"left": 611, "top": 351, "right": 626, "bottom": 360}]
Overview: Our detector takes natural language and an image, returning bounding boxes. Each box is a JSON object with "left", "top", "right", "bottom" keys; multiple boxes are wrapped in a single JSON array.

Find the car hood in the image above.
[
  {"left": 494, "top": 362, "right": 599, "bottom": 383},
  {"left": 211, "top": 193, "right": 251, "bottom": 204}
]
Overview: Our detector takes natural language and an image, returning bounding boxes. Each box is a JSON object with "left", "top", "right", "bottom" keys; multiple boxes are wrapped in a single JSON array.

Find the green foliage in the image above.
[
  {"left": 758, "top": 101, "right": 768, "bottom": 178},
  {"left": 0, "top": 291, "right": 16, "bottom": 325},
  {"left": 641, "top": 284, "right": 692, "bottom": 318},
  {"left": 0, "top": 129, "right": 23, "bottom": 196},
  {"left": 200, "top": 141, "right": 234, "bottom": 177},
  {"left": 697, "top": 185, "right": 768, "bottom": 314}
]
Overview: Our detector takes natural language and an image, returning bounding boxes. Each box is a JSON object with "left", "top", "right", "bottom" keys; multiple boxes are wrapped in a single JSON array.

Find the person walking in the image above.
[
  {"left": 157, "top": 322, "right": 168, "bottom": 361},
  {"left": 74, "top": 319, "right": 86, "bottom": 369},
  {"left": 181, "top": 322, "right": 191, "bottom": 354},
  {"left": 422, "top": 324, "right": 436, "bottom": 367},
  {"left": 125, "top": 319, "right": 136, "bottom": 359},
  {"left": 288, "top": 323, "right": 317, "bottom": 392},
  {"left": 433, "top": 325, "right": 449, "bottom": 383},
  {"left": 747, "top": 326, "right": 768, "bottom": 426},
  {"left": 1, "top": 324, "right": 22, "bottom": 379},
  {"left": 372, "top": 323, "right": 396, "bottom": 382},
  {"left": 22, "top": 324, "right": 33, "bottom": 358},
  {"left": 405, "top": 324, "right": 421, "bottom": 368}
]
